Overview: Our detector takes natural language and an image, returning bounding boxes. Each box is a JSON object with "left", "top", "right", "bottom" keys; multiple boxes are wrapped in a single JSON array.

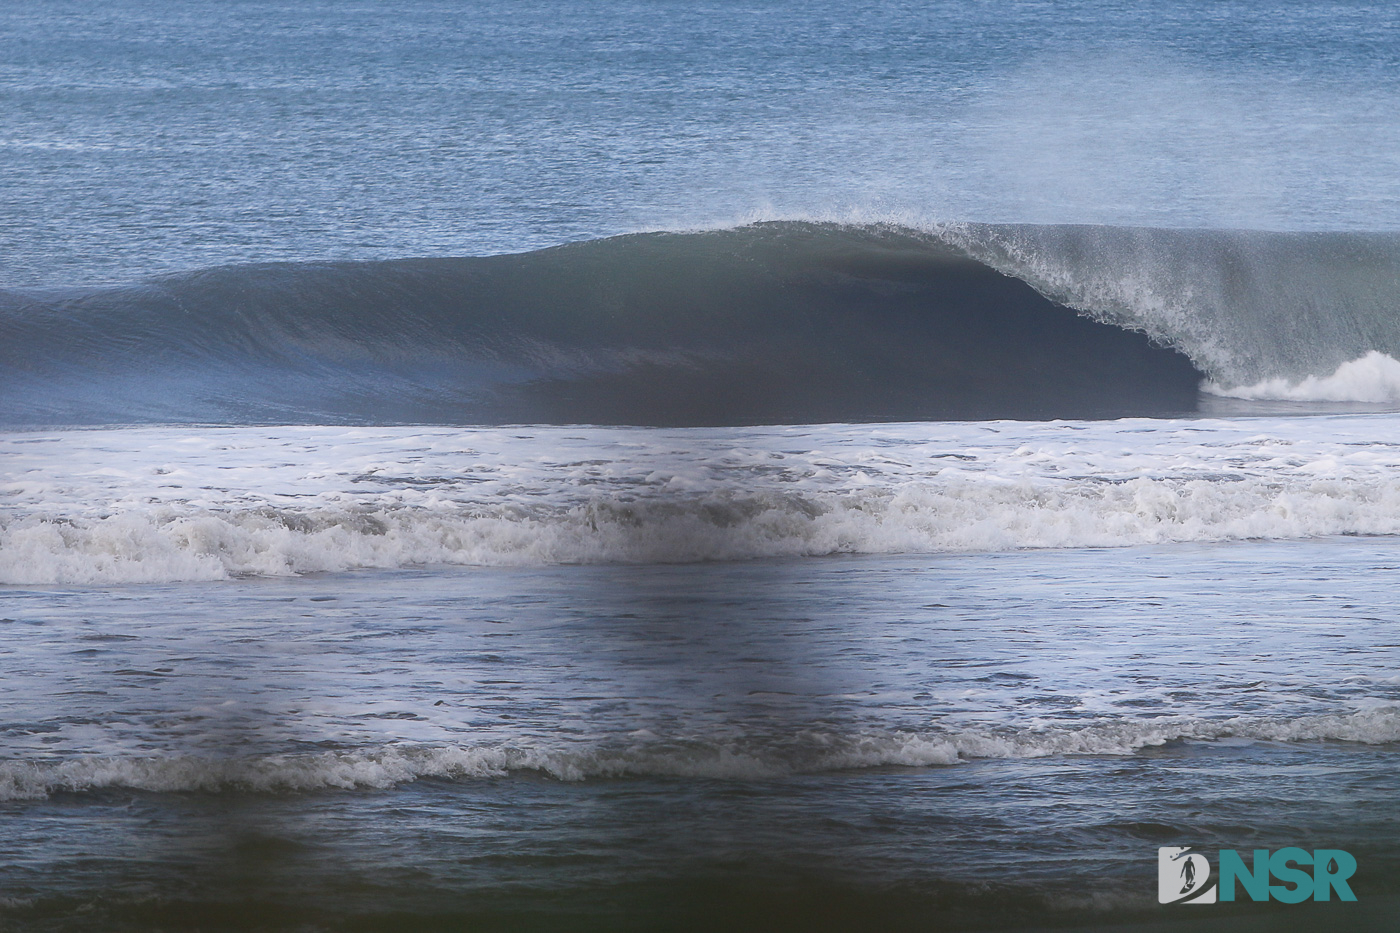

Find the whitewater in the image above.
[{"left": 8, "top": 416, "right": 1400, "bottom": 585}]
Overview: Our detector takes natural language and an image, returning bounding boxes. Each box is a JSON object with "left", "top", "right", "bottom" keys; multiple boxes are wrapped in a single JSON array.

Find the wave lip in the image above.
[
  {"left": 4, "top": 708, "right": 1396, "bottom": 801},
  {"left": 946, "top": 223, "right": 1400, "bottom": 392}
]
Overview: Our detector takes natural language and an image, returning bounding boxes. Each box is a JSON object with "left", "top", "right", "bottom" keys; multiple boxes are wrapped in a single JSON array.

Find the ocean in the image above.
[{"left": 3, "top": 1, "right": 1400, "bottom": 930}]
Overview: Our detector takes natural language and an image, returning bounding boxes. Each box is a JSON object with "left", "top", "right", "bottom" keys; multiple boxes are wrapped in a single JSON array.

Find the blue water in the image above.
[
  {"left": 4, "top": 1, "right": 1400, "bottom": 287},
  {"left": 4, "top": 2, "right": 1400, "bottom": 931}
]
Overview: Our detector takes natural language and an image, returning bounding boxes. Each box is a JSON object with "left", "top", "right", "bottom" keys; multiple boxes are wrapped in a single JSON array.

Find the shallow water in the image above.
[{"left": 2, "top": 539, "right": 1399, "bottom": 929}]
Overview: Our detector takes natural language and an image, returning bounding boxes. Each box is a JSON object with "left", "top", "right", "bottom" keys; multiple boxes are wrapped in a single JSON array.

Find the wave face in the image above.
[
  {"left": 0, "top": 223, "right": 1208, "bottom": 426},
  {"left": 9, "top": 220, "right": 1400, "bottom": 427}
]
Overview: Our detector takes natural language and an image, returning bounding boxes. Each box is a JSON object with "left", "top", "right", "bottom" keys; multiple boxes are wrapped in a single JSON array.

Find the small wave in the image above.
[
  {"left": 1204, "top": 351, "right": 1400, "bottom": 403},
  {"left": 4, "top": 709, "right": 1396, "bottom": 800}
]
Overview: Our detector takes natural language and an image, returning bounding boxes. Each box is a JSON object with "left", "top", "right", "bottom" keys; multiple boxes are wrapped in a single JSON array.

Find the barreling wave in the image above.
[
  {"left": 7, "top": 220, "right": 1400, "bottom": 426},
  {"left": 0, "top": 222, "right": 1217, "bottom": 426},
  {"left": 4, "top": 709, "right": 1397, "bottom": 800},
  {"left": 945, "top": 224, "right": 1400, "bottom": 391}
]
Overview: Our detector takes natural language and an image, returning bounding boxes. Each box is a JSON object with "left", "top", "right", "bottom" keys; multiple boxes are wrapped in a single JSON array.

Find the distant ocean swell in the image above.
[
  {"left": 4, "top": 709, "right": 1397, "bottom": 801},
  {"left": 10, "top": 221, "right": 1400, "bottom": 427}
]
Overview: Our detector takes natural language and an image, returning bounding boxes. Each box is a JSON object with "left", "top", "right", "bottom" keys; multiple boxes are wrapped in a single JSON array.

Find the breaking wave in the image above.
[
  {"left": 0, "top": 222, "right": 1275, "bottom": 426},
  {"left": 6, "top": 221, "right": 1400, "bottom": 427}
]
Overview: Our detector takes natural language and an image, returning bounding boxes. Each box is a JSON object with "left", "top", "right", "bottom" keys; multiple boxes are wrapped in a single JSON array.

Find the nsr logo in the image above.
[{"left": 1158, "top": 846, "right": 1357, "bottom": 904}]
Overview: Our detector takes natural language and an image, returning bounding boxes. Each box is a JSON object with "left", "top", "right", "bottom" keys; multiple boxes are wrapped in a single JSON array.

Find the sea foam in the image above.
[
  {"left": 6, "top": 417, "right": 1400, "bottom": 584},
  {"left": 1205, "top": 351, "right": 1400, "bottom": 402}
]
